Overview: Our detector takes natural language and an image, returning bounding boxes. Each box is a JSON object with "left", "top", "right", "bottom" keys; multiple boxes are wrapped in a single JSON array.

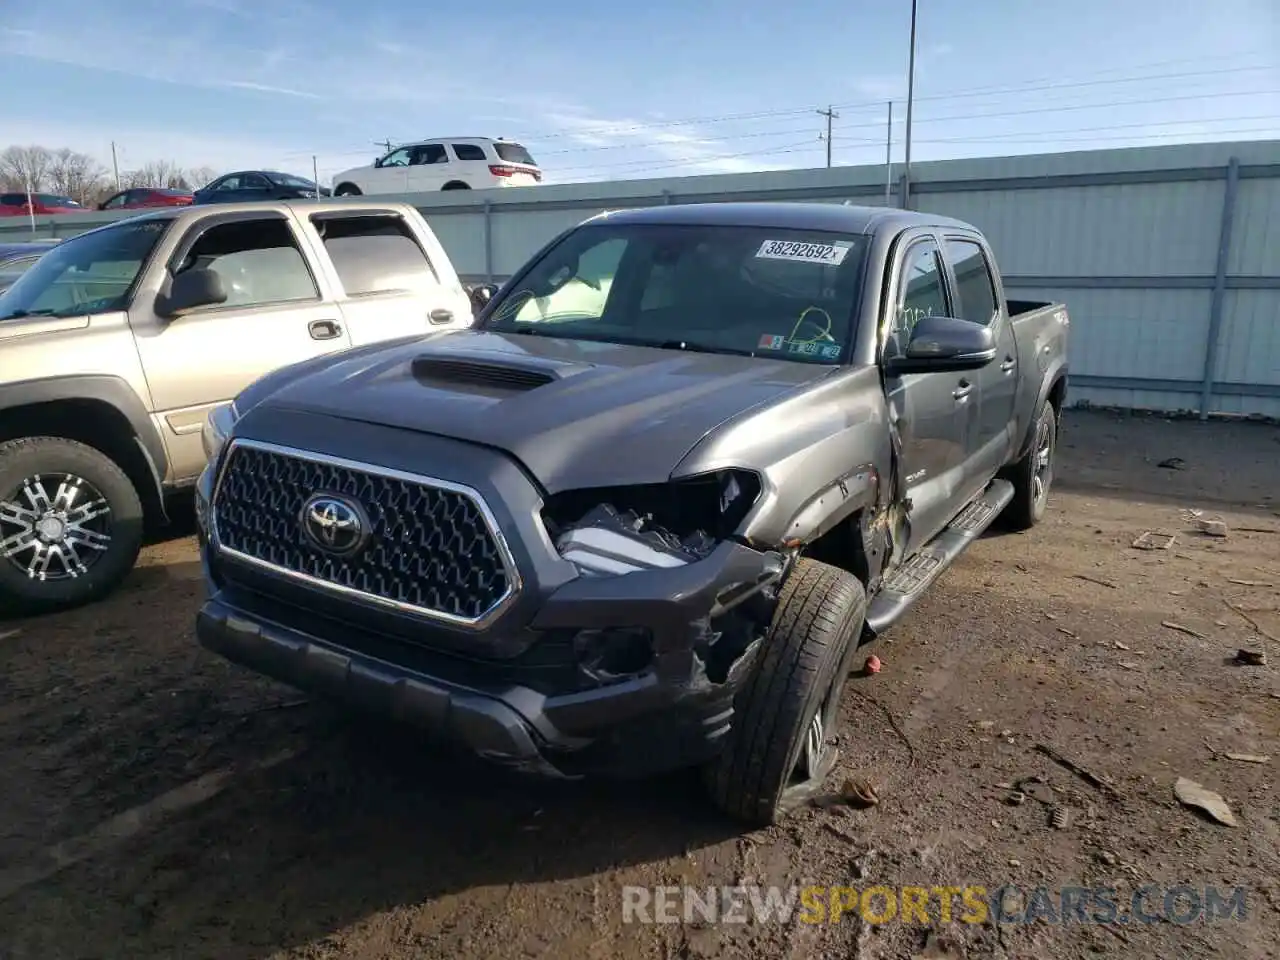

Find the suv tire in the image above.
[
  {"left": 0, "top": 437, "right": 145, "bottom": 614},
  {"left": 704, "top": 558, "right": 867, "bottom": 826},
  {"left": 1002, "top": 400, "right": 1057, "bottom": 531}
]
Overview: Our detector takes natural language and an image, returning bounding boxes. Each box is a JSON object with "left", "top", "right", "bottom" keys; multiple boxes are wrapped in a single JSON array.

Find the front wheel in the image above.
[
  {"left": 1003, "top": 401, "right": 1057, "bottom": 530},
  {"left": 703, "top": 558, "right": 867, "bottom": 826},
  {"left": 334, "top": 183, "right": 361, "bottom": 197},
  {"left": 0, "top": 437, "right": 145, "bottom": 614}
]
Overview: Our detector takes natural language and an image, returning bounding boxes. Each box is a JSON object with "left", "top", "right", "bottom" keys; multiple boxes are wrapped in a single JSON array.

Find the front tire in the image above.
[
  {"left": 704, "top": 558, "right": 867, "bottom": 826},
  {"left": 0, "top": 437, "right": 145, "bottom": 614},
  {"left": 1003, "top": 401, "right": 1057, "bottom": 530}
]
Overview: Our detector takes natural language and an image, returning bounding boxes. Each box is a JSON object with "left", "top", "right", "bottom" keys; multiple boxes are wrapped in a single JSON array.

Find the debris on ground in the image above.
[
  {"left": 1157, "top": 457, "right": 1186, "bottom": 470},
  {"left": 1174, "top": 777, "right": 1238, "bottom": 827},
  {"left": 863, "top": 654, "right": 882, "bottom": 675},
  {"left": 1234, "top": 649, "right": 1267, "bottom": 667},
  {"left": 1049, "top": 805, "right": 1072, "bottom": 829},
  {"left": 1228, "top": 579, "right": 1274, "bottom": 587},
  {"left": 1074, "top": 573, "right": 1119, "bottom": 589},
  {"left": 1161, "top": 620, "right": 1208, "bottom": 641},
  {"left": 1035, "top": 743, "right": 1122, "bottom": 798},
  {"left": 1132, "top": 531, "right": 1176, "bottom": 551},
  {"left": 0, "top": 629, "right": 21, "bottom": 642},
  {"left": 1223, "top": 753, "right": 1270, "bottom": 764},
  {"left": 1182, "top": 508, "right": 1228, "bottom": 537},
  {"left": 837, "top": 778, "right": 880, "bottom": 809},
  {"left": 1224, "top": 601, "right": 1278, "bottom": 643}
]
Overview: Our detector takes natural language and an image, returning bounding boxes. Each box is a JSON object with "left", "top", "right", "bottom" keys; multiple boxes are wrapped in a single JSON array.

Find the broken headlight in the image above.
[{"left": 542, "top": 469, "right": 762, "bottom": 578}]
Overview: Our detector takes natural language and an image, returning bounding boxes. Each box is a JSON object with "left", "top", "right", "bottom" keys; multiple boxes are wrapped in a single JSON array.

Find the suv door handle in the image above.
[
  {"left": 308, "top": 319, "right": 342, "bottom": 340},
  {"left": 952, "top": 379, "right": 973, "bottom": 401},
  {"left": 1000, "top": 356, "right": 1016, "bottom": 373},
  {"left": 428, "top": 308, "right": 454, "bottom": 325}
]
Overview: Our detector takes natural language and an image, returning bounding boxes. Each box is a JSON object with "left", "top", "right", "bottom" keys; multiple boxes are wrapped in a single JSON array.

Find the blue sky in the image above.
[{"left": 1, "top": 0, "right": 1276, "bottom": 186}]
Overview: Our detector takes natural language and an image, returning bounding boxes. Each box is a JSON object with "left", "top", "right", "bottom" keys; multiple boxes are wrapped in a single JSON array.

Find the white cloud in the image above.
[
  {"left": 220, "top": 80, "right": 322, "bottom": 100},
  {"left": 539, "top": 111, "right": 807, "bottom": 179}
]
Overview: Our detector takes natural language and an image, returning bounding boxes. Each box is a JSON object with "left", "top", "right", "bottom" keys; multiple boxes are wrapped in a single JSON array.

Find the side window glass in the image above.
[
  {"left": 419, "top": 145, "right": 447, "bottom": 164},
  {"left": 945, "top": 239, "right": 999, "bottom": 326},
  {"left": 381, "top": 148, "right": 411, "bottom": 167},
  {"left": 312, "top": 214, "right": 438, "bottom": 296},
  {"left": 103, "top": 193, "right": 125, "bottom": 208},
  {"left": 176, "top": 218, "right": 318, "bottom": 309},
  {"left": 887, "top": 241, "right": 948, "bottom": 359},
  {"left": 213, "top": 176, "right": 239, "bottom": 192},
  {"left": 499, "top": 237, "right": 627, "bottom": 324},
  {"left": 451, "top": 143, "right": 487, "bottom": 161}
]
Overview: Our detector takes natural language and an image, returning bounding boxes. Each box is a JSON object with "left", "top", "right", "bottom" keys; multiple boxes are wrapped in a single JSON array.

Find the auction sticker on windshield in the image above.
[{"left": 755, "top": 239, "right": 853, "bottom": 265}]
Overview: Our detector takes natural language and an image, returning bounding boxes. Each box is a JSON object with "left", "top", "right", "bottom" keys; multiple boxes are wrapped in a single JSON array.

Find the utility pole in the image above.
[
  {"left": 884, "top": 101, "right": 894, "bottom": 206},
  {"left": 816, "top": 105, "right": 839, "bottom": 168},
  {"left": 312, "top": 155, "right": 321, "bottom": 198},
  {"left": 110, "top": 141, "right": 121, "bottom": 190},
  {"left": 903, "top": 0, "right": 918, "bottom": 208},
  {"left": 375, "top": 139, "right": 392, "bottom": 154}
]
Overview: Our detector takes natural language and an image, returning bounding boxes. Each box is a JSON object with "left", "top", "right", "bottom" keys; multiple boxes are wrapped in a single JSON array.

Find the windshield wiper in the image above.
[{"left": 654, "top": 339, "right": 759, "bottom": 358}]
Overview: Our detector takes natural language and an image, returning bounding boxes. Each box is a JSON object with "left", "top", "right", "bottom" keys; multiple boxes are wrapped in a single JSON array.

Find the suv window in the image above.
[
  {"left": 945, "top": 239, "right": 999, "bottom": 326},
  {"left": 102, "top": 192, "right": 128, "bottom": 208},
  {"left": 486, "top": 223, "right": 869, "bottom": 364},
  {"left": 380, "top": 148, "right": 412, "bottom": 167},
  {"left": 212, "top": 176, "right": 241, "bottom": 191},
  {"left": 313, "top": 214, "right": 438, "bottom": 296},
  {"left": 452, "top": 143, "right": 487, "bottom": 161},
  {"left": 886, "top": 241, "right": 948, "bottom": 358},
  {"left": 411, "top": 144, "right": 448, "bottom": 165},
  {"left": 493, "top": 142, "right": 536, "bottom": 166},
  {"left": 176, "top": 218, "right": 318, "bottom": 308}
]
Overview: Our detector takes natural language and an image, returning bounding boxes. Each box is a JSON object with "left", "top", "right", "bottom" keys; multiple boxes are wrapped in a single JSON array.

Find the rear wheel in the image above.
[
  {"left": 334, "top": 183, "right": 362, "bottom": 197},
  {"left": 0, "top": 437, "right": 145, "bottom": 614},
  {"left": 1003, "top": 401, "right": 1057, "bottom": 530},
  {"left": 442, "top": 181, "right": 471, "bottom": 191},
  {"left": 703, "top": 558, "right": 867, "bottom": 826}
]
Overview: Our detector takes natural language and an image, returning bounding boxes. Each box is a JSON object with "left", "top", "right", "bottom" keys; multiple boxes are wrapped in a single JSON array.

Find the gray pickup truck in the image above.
[{"left": 194, "top": 202, "right": 1069, "bottom": 825}]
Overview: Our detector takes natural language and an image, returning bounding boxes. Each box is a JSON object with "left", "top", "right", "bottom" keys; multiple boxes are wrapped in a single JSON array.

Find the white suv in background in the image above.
[{"left": 331, "top": 137, "right": 543, "bottom": 195}]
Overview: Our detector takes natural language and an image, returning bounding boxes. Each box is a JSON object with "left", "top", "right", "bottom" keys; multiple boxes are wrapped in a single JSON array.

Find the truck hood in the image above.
[{"left": 254, "top": 329, "right": 833, "bottom": 491}]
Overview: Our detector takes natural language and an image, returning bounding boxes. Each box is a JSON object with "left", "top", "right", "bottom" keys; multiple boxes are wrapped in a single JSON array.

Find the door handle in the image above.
[
  {"left": 308, "top": 319, "right": 342, "bottom": 340},
  {"left": 428, "top": 308, "right": 454, "bottom": 325},
  {"left": 952, "top": 379, "right": 973, "bottom": 401},
  {"left": 1000, "top": 356, "right": 1016, "bottom": 373}
]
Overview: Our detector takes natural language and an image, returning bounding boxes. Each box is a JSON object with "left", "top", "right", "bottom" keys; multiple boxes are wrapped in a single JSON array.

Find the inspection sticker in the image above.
[
  {"left": 755, "top": 239, "right": 853, "bottom": 265},
  {"left": 758, "top": 334, "right": 787, "bottom": 350}
]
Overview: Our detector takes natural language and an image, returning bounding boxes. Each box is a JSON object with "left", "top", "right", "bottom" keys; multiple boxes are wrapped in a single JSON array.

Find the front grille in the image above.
[{"left": 211, "top": 440, "right": 517, "bottom": 625}]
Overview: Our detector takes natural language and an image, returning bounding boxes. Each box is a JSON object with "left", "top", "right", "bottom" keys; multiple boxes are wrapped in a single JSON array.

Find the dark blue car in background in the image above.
[{"left": 191, "top": 170, "right": 331, "bottom": 204}]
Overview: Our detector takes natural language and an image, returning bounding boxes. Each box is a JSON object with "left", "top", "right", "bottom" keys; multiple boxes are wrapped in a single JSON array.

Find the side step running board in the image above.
[{"left": 865, "top": 479, "right": 1015, "bottom": 636}]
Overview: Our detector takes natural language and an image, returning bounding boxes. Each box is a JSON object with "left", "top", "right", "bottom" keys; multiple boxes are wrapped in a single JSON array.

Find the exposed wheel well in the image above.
[
  {"left": 334, "top": 182, "right": 361, "bottom": 195},
  {"left": 442, "top": 181, "right": 471, "bottom": 190},
  {"left": 1048, "top": 374, "right": 1067, "bottom": 415},
  {"left": 799, "top": 511, "right": 871, "bottom": 586},
  {"left": 0, "top": 400, "right": 166, "bottom": 529}
]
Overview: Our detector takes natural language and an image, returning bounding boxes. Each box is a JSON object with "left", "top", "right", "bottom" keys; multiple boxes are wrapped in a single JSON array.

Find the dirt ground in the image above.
[{"left": 1, "top": 409, "right": 1277, "bottom": 960}]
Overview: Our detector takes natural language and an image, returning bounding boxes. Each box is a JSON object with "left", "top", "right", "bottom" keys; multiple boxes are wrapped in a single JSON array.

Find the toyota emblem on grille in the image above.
[{"left": 300, "top": 494, "right": 369, "bottom": 556}]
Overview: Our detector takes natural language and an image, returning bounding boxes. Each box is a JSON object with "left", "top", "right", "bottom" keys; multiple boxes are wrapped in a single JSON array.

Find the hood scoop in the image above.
[{"left": 411, "top": 354, "right": 573, "bottom": 391}]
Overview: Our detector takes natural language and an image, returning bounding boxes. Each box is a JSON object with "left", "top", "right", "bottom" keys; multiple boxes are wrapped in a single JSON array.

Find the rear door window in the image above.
[
  {"left": 451, "top": 143, "right": 487, "bottom": 161},
  {"left": 412, "top": 145, "right": 448, "bottom": 165},
  {"left": 312, "top": 214, "right": 439, "bottom": 296}
]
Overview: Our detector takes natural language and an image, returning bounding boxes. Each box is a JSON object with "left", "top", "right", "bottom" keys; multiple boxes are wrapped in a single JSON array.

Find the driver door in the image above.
[
  {"left": 366, "top": 147, "right": 412, "bottom": 194},
  {"left": 881, "top": 234, "right": 974, "bottom": 554}
]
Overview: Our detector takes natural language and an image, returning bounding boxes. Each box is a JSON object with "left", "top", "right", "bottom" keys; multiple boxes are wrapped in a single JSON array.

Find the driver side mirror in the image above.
[
  {"left": 157, "top": 267, "right": 227, "bottom": 318},
  {"left": 886, "top": 314, "right": 996, "bottom": 374},
  {"left": 373, "top": 157, "right": 383, "bottom": 168},
  {"left": 469, "top": 282, "right": 498, "bottom": 313}
]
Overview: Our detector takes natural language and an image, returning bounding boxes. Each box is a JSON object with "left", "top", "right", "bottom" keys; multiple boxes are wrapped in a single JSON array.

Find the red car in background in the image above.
[
  {"left": 0, "top": 192, "right": 85, "bottom": 217},
  {"left": 97, "top": 187, "right": 194, "bottom": 210}
]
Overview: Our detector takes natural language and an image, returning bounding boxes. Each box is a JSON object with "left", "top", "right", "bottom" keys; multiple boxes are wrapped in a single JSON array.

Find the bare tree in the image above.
[
  {"left": 122, "top": 159, "right": 193, "bottom": 190},
  {"left": 48, "top": 148, "right": 108, "bottom": 205},
  {"left": 183, "top": 165, "right": 219, "bottom": 190},
  {"left": 0, "top": 145, "right": 53, "bottom": 192}
]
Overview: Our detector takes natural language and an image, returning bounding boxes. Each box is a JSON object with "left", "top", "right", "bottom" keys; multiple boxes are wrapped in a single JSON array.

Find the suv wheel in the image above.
[
  {"left": 704, "top": 558, "right": 867, "bottom": 826},
  {"left": 0, "top": 437, "right": 145, "bottom": 613},
  {"left": 1002, "top": 400, "right": 1057, "bottom": 531},
  {"left": 334, "top": 183, "right": 361, "bottom": 196}
]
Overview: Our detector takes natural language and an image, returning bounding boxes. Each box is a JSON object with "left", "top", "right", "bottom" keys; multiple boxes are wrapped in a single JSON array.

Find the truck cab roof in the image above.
[{"left": 589, "top": 201, "right": 976, "bottom": 236}]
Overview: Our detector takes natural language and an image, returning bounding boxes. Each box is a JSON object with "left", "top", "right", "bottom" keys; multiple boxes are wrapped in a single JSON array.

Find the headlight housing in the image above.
[
  {"left": 541, "top": 469, "right": 762, "bottom": 578},
  {"left": 201, "top": 401, "right": 239, "bottom": 463}
]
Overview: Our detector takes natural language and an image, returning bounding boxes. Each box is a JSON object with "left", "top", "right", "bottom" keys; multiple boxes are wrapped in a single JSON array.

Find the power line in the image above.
[{"left": 835, "top": 114, "right": 1279, "bottom": 146}]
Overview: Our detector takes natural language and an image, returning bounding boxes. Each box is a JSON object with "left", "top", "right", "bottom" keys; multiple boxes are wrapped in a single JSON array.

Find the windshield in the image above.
[
  {"left": 481, "top": 222, "right": 868, "bottom": 363},
  {"left": 494, "top": 142, "right": 537, "bottom": 166},
  {"left": 0, "top": 217, "right": 172, "bottom": 321},
  {"left": 269, "top": 172, "right": 317, "bottom": 189}
]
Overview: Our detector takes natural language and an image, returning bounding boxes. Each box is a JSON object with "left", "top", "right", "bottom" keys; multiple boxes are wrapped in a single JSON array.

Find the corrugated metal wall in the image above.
[{"left": 6, "top": 139, "right": 1278, "bottom": 416}]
